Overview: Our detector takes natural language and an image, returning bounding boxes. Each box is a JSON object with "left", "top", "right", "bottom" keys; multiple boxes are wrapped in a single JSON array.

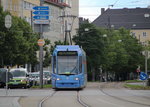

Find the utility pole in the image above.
[
  {"left": 145, "top": 50, "right": 148, "bottom": 75},
  {"left": 59, "top": 15, "right": 77, "bottom": 45}
]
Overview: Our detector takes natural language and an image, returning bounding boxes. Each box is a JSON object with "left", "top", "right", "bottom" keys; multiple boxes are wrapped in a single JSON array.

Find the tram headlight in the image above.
[
  {"left": 75, "top": 77, "right": 79, "bottom": 80},
  {"left": 56, "top": 78, "right": 60, "bottom": 80}
]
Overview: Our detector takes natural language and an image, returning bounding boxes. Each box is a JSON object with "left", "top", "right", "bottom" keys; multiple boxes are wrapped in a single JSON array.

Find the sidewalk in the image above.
[
  {"left": 0, "top": 88, "right": 52, "bottom": 107},
  {"left": 0, "top": 96, "right": 20, "bottom": 107}
]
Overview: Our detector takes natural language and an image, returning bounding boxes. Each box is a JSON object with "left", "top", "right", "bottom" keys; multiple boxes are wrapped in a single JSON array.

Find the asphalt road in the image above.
[{"left": 0, "top": 82, "right": 150, "bottom": 107}]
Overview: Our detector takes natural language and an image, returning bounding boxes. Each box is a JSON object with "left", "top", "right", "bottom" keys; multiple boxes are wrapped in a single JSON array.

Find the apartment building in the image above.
[
  {"left": 92, "top": 7, "right": 150, "bottom": 44},
  {"left": 1, "top": 0, "right": 40, "bottom": 25},
  {"left": 44, "top": 0, "right": 79, "bottom": 43},
  {"left": 1, "top": 0, "right": 21, "bottom": 16},
  {"left": 23, "top": 0, "right": 40, "bottom": 24},
  {"left": 1, "top": 0, "right": 79, "bottom": 43}
]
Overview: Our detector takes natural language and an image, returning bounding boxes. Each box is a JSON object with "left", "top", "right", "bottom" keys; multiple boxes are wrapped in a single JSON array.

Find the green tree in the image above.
[
  {"left": 50, "top": 40, "right": 66, "bottom": 55},
  {"left": 43, "top": 39, "right": 51, "bottom": 67},
  {"left": 0, "top": 6, "right": 39, "bottom": 67},
  {"left": 73, "top": 23, "right": 144, "bottom": 81},
  {"left": 73, "top": 23, "right": 105, "bottom": 81}
]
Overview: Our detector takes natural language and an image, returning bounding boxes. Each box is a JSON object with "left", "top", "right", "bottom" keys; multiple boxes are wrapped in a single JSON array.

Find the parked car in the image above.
[
  {"left": 8, "top": 68, "right": 30, "bottom": 88},
  {"left": 29, "top": 71, "right": 51, "bottom": 86},
  {"left": 43, "top": 70, "right": 51, "bottom": 84},
  {"left": 29, "top": 72, "right": 40, "bottom": 86},
  {"left": 0, "top": 68, "right": 13, "bottom": 88}
]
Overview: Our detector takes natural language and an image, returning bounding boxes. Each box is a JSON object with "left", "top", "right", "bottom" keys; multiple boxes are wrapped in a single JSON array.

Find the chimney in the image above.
[{"left": 101, "top": 8, "right": 105, "bottom": 14}]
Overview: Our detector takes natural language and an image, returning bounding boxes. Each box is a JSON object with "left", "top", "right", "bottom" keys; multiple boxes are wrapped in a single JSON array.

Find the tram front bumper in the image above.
[{"left": 56, "top": 80, "right": 80, "bottom": 88}]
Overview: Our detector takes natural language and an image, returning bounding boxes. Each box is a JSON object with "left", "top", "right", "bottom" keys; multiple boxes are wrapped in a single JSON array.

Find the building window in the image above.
[
  {"left": 131, "top": 32, "right": 136, "bottom": 38},
  {"left": 66, "top": 0, "right": 68, "bottom": 4},
  {"left": 59, "top": 0, "right": 64, "bottom": 3},
  {"left": 143, "top": 32, "right": 147, "bottom": 37},
  {"left": 10, "top": 0, "right": 12, "bottom": 10},
  {"left": 69, "top": 0, "right": 72, "bottom": 7},
  {"left": 24, "top": 1, "right": 26, "bottom": 9}
]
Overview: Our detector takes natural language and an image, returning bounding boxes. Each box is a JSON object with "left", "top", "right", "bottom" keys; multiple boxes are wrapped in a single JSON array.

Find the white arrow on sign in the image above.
[{"left": 5, "top": 15, "right": 12, "bottom": 29}]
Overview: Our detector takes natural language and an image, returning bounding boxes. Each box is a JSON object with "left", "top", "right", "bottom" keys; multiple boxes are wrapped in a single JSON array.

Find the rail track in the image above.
[
  {"left": 38, "top": 90, "right": 90, "bottom": 107},
  {"left": 38, "top": 90, "right": 57, "bottom": 107},
  {"left": 99, "top": 82, "right": 150, "bottom": 107},
  {"left": 77, "top": 91, "right": 90, "bottom": 107}
]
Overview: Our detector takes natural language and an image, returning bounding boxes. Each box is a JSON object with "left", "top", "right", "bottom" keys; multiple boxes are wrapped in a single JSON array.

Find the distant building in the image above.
[
  {"left": 1, "top": 0, "right": 40, "bottom": 25},
  {"left": 79, "top": 17, "right": 89, "bottom": 25},
  {"left": 23, "top": 0, "right": 40, "bottom": 25},
  {"left": 1, "top": 0, "right": 79, "bottom": 44},
  {"left": 92, "top": 7, "right": 150, "bottom": 44},
  {"left": 1, "top": 0, "right": 22, "bottom": 16},
  {"left": 43, "top": 0, "right": 79, "bottom": 43}
]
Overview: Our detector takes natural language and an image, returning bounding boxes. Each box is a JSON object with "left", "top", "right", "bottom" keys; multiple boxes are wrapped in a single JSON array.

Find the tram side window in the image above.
[
  {"left": 53, "top": 56, "right": 56, "bottom": 73},
  {"left": 79, "top": 56, "right": 82, "bottom": 73}
]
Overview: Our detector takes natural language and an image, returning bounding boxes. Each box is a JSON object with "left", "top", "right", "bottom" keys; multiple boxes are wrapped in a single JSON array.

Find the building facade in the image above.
[
  {"left": 1, "top": 0, "right": 40, "bottom": 25},
  {"left": 44, "top": 0, "right": 79, "bottom": 44},
  {"left": 1, "top": 0, "right": 21, "bottom": 16},
  {"left": 1, "top": 0, "right": 79, "bottom": 44},
  {"left": 23, "top": 0, "right": 40, "bottom": 25},
  {"left": 92, "top": 8, "right": 150, "bottom": 44}
]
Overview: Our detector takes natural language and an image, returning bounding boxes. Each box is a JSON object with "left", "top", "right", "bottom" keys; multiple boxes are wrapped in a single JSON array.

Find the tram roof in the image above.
[{"left": 55, "top": 45, "right": 80, "bottom": 51}]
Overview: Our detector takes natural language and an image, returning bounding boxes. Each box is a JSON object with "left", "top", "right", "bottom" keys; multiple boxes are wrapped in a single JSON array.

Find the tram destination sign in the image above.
[{"left": 58, "top": 51, "right": 77, "bottom": 56}]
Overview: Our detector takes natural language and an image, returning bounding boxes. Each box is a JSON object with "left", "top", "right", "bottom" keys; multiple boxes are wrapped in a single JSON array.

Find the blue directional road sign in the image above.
[
  {"left": 33, "top": 6, "right": 50, "bottom": 24},
  {"left": 33, "top": 16, "right": 49, "bottom": 20},
  {"left": 33, "top": 6, "right": 49, "bottom": 10},
  {"left": 33, "top": 11, "right": 49, "bottom": 15},
  {"left": 140, "top": 72, "right": 148, "bottom": 80}
]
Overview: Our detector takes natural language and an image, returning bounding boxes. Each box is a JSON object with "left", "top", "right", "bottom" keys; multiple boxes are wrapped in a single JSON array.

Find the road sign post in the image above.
[
  {"left": 37, "top": 39, "right": 45, "bottom": 46},
  {"left": 33, "top": 1, "right": 50, "bottom": 88},
  {"left": 140, "top": 72, "right": 148, "bottom": 86}
]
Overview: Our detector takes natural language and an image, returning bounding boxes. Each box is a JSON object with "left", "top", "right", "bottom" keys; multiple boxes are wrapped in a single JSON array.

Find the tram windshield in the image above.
[{"left": 57, "top": 52, "right": 78, "bottom": 75}]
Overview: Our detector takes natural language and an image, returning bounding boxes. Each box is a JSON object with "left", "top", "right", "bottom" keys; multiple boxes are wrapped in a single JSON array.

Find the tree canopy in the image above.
[
  {"left": 0, "top": 6, "right": 39, "bottom": 67},
  {"left": 73, "top": 23, "right": 144, "bottom": 81}
]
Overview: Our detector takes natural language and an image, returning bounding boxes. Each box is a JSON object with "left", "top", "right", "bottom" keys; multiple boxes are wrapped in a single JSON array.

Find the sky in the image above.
[{"left": 79, "top": 0, "right": 150, "bottom": 22}]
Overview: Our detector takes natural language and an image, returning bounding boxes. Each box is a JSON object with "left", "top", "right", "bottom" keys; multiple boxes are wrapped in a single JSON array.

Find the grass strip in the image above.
[
  {"left": 31, "top": 84, "right": 52, "bottom": 89},
  {"left": 124, "top": 83, "right": 150, "bottom": 90},
  {"left": 125, "top": 80, "right": 142, "bottom": 83}
]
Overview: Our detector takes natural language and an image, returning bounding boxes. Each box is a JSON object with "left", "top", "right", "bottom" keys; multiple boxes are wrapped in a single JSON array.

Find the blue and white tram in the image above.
[{"left": 51, "top": 45, "right": 87, "bottom": 89}]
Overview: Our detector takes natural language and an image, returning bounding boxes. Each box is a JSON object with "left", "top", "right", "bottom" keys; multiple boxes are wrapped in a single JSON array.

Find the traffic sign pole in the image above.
[
  {"left": 39, "top": 25, "right": 43, "bottom": 89},
  {"left": 39, "top": 0, "right": 44, "bottom": 89},
  {"left": 33, "top": 1, "right": 50, "bottom": 88}
]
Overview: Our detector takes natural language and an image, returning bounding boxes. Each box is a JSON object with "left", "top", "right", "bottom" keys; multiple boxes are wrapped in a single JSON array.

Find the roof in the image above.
[
  {"left": 56, "top": 45, "right": 80, "bottom": 51},
  {"left": 92, "top": 8, "right": 150, "bottom": 30}
]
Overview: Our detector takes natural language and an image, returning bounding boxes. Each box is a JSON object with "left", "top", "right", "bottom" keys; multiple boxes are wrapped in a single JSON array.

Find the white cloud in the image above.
[{"left": 79, "top": 7, "right": 102, "bottom": 22}]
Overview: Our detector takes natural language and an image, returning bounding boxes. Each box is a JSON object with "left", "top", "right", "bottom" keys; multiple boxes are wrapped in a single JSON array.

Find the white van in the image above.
[{"left": 8, "top": 68, "right": 29, "bottom": 88}]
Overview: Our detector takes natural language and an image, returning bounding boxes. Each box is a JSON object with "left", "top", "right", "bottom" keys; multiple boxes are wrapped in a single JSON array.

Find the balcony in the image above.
[{"left": 45, "top": 0, "right": 70, "bottom": 8}]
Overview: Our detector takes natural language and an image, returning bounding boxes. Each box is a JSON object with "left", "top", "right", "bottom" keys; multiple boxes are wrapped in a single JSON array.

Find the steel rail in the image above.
[
  {"left": 38, "top": 90, "right": 57, "bottom": 107},
  {"left": 77, "top": 91, "right": 90, "bottom": 107}
]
